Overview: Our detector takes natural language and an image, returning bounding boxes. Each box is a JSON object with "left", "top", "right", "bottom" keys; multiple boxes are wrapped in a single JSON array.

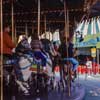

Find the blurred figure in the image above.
[
  {"left": 58, "top": 37, "right": 67, "bottom": 80},
  {"left": 31, "top": 30, "right": 47, "bottom": 70},
  {"left": 0, "top": 23, "right": 16, "bottom": 100},
  {"left": 0, "top": 23, "right": 15, "bottom": 59},
  {"left": 59, "top": 37, "right": 79, "bottom": 81},
  {"left": 59, "top": 37, "right": 67, "bottom": 58},
  {"left": 52, "top": 42, "right": 61, "bottom": 72},
  {"left": 64, "top": 37, "right": 79, "bottom": 74},
  {"left": 85, "top": 56, "right": 92, "bottom": 75}
]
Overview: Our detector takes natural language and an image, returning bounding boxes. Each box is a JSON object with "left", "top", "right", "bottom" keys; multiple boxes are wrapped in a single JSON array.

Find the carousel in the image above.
[{"left": 0, "top": 0, "right": 99, "bottom": 100}]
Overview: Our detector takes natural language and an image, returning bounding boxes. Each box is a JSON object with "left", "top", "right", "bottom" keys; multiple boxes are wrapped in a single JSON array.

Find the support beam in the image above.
[{"left": 84, "top": 0, "right": 98, "bottom": 12}]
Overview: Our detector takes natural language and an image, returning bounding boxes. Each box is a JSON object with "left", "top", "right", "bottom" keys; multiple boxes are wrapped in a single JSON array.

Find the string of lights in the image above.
[
  {"left": 15, "top": 20, "right": 66, "bottom": 23},
  {"left": 14, "top": 16, "right": 100, "bottom": 23},
  {"left": 3, "top": 8, "right": 84, "bottom": 16}
]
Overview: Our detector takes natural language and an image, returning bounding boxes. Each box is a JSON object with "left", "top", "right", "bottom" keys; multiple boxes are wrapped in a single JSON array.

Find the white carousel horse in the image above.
[
  {"left": 45, "top": 52, "right": 53, "bottom": 76},
  {"left": 15, "top": 38, "right": 33, "bottom": 94}
]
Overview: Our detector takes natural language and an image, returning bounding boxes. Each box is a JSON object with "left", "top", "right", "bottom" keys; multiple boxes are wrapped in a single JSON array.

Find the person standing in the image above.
[
  {"left": 0, "top": 23, "right": 15, "bottom": 59},
  {"left": 0, "top": 23, "right": 15, "bottom": 100},
  {"left": 63, "top": 37, "right": 79, "bottom": 81}
]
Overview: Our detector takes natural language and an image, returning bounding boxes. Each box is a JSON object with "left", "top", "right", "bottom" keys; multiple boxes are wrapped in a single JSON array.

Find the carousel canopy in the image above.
[
  {"left": 74, "top": 16, "right": 100, "bottom": 48},
  {"left": 3, "top": 0, "right": 99, "bottom": 36},
  {"left": 73, "top": 0, "right": 100, "bottom": 48},
  {"left": 3, "top": 0, "right": 88, "bottom": 33},
  {"left": 76, "top": 17, "right": 100, "bottom": 36}
]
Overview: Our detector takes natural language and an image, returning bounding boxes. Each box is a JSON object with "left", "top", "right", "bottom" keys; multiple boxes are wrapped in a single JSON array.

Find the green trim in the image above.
[{"left": 96, "top": 42, "right": 100, "bottom": 48}]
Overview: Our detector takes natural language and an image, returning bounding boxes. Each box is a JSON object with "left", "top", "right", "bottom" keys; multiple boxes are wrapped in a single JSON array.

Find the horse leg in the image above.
[{"left": 15, "top": 80, "right": 29, "bottom": 93}]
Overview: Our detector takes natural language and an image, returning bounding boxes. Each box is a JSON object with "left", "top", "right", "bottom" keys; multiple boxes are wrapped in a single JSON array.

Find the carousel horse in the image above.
[
  {"left": 14, "top": 38, "right": 34, "bottom": 94},
  {"left": 43, "top": 51, "right": 53, "bottom": 76},
  {"left": 15, "top": 38, "right": 53, "bottom": 95},
  {"left": 49, "top": 43, "right": 67, "bottom": 91}
]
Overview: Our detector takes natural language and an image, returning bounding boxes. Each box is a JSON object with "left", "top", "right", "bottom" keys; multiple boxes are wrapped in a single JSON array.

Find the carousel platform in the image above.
[
  {"left": 48, "top": 83, "right": 85, "bottom": 100},
  {"left": 9, "top": 83, "right": 85, "bottom": 100}
]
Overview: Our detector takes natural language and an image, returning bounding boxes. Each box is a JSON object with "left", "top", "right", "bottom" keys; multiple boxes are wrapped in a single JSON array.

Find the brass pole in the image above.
[
  {"left": 49, "top": 27, "right": 51, "bottom": 40},
  {"left": 67, "top": 10, "right": 69, "bottom": 37},
  {"left": 0, "top": 0, "right": 3, "bottom": 99},
  {"left": 25, "top": 23, "right": 28, "bottom": 37},
  {"left": 11, "top": 1, "right": 14, "bottom": 42},
  {"left": 64, "top": 0, "right": 70, "bottom": 96},
  {"left": 15, "top": 25, "right": 17, "bottom": 45},
  {"left": 38, "top": 0, "right": 40, "bottom": 39},
  {"left": 64, "top": 0, "right": 67, "bottom": 38},
  {"left": 44, "top": 15, "right": 46, "bottom": 39},
  {"left": 32, "top": 23, "right": 34, "bottom": 34}
]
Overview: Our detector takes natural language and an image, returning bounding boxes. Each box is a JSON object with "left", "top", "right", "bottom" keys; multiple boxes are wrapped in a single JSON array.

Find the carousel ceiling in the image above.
[{"left": 3, "top": 0, "right": 99, "bottom": 34}]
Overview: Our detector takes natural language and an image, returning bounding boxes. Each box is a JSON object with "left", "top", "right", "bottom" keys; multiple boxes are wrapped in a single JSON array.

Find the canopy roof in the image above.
[
  {"left": 74, "top": 16, "right": 100, "bottom": 48},
  {"left": 76, "top": 17, "right": 100, "bottom": 36},
  {"left": 3, "top": 0, "right": 99, "bottom": 35}
]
